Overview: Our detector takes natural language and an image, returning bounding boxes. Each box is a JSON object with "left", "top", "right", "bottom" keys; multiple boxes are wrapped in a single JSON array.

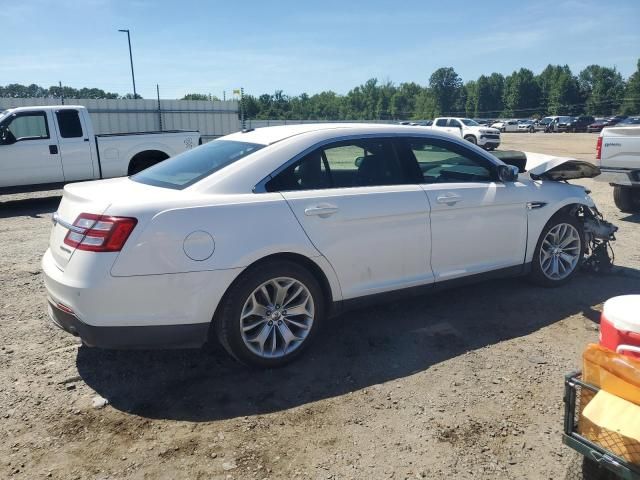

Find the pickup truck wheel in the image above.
[
  {"left": 529, "top": 213, "right": 584, "bottom": 287},
  {"left": 128, "top": 151, "right": 170, "bottom": 175},
  {"left": 613, "top": 186, "right": 640, "bottom": 213},
  {"left": 214, "top": 260, "right": 324, "bottom": 368},
  {"left": 464, "top": 135, "right": 477, "bottom": 145}
]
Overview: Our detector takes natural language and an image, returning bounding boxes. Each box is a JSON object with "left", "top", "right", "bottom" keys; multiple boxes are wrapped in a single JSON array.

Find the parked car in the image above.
[
  {"left": 492, "top": 119, "right": 520, "bottom": 132},
  {"left": 44, "top": 123, "right": 610, "bottom": 366},
  {"left": 0, "top": 105, "right": 200, "bottom": 194},
  {"left": 596, "top": 124, "right": 640, "bottom": 212},
  {"left": 565, "top": 116, "right": 595, "bottom": 133},
  {"left": 555, "top": 116, "right": 575, "bottom": 132},
  {"left": 534, "top": 116, "right": 557, "bottom": 132},
  {"left": 586, "top": 119, "right": 611, "bottom": 133},
  {"left": 517, "top": 120, "right": 536, "bottom": 133},
  {"left": 616, "top": 116, "right": 640, "bottom": 126},
  {"left": 429, "top": 117, "right": 501, "bottom": 149},
  {"left": 607, "top": 115, "right": 628, "bottom": 125}
]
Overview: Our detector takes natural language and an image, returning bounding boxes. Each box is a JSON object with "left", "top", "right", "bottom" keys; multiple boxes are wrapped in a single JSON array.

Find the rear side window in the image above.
[
  {"left": 265, "top": 138, "right": 410, "bottom": 192},
  {"left": 132, "top": 140, "right": 264, "bottom": 189},
  {"left": 435, "top": 119, "right": 448, "bottom": 127},
  {"left": 56, "top": 110, "right": 83, "bottom": 138}
]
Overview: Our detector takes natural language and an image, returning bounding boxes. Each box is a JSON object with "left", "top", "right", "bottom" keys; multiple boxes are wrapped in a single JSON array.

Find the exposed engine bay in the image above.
[
  {"left": 492, "top": 150, "right": 618, "bottom": 272},
  {"left": 577, "top": 205, "right": 618, "bottom": 272}
]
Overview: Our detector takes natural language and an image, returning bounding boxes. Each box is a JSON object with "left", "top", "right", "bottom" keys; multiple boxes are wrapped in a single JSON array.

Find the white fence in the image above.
[{"left": 0, "top": 97, "right": 240, "bottom": 140}]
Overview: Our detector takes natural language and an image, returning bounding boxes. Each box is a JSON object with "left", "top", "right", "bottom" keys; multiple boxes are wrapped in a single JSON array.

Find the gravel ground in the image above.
[{"left": 1, "top": 132, "right": 639, "bottom": 480}]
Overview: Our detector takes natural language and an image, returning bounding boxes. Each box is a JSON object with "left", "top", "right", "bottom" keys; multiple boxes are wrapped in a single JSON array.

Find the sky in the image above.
[{"left": 2, "top": 0, "right": 639, "bottom": 100}]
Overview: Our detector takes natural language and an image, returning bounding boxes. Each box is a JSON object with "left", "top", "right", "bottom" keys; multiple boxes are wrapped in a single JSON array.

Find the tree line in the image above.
[
  {"left": 242, "top": 61, "right": 640, "bottom": 120},
  {"left": 3, "top": 59, "right": 639, "bottom": 120}
]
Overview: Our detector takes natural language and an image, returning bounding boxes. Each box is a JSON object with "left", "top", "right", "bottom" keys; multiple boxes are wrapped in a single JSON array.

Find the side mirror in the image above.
[
  {"left": 498, "top": 164, "right": 519, "bottom": 182},
  {"left": 0, "top": 127, "right": 16, "bottom": 145},
  {"left": 355, "top": 156, "right": 364, "bottom": 168}
]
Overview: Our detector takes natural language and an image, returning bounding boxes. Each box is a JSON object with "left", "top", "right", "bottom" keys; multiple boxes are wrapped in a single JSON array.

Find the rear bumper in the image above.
[
  {"left": 42, "top": 248, "right": 243, "bottom": 349},
  {"left": 47, "top": 300, "right": 209, "bottom": 349},
  {"left": 596, "top": 168, "right": 640, "bottom": 186}
]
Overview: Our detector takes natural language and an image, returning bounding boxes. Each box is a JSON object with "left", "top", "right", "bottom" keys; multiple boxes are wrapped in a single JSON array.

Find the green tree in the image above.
[
  {"left": 503, "top": 68, "right": 541, "bottom": 117},
  {"left": 181, "top": 93, "right": 220, "bottom": 101},
  {"left": 579, "top": 65, "right": 625, "bottom": 115},
  {"left": 428, "top": 67, "right": 462, "bottom": 116},
  {"left": 621, "top": 59, "right": 640, "bottom": 115}
]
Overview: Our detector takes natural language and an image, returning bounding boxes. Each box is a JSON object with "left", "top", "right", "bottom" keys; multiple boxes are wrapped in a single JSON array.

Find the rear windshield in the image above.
[{"left": 131, "top": 140, "right": 264, "bottom": 189}]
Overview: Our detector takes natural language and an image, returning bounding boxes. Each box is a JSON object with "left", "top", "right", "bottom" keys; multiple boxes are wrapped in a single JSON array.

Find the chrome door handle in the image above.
[
  {"left": 304, "top": 204, "right": 339, "bottom": 217},
  {"left": 436, "top": 193, "right": 462, "bottom": 205}
]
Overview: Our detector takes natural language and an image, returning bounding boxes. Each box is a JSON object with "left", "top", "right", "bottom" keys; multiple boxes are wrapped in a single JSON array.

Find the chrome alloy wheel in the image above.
[
  {"left": 540, "top": 223, "right": 581, "bottom": 280},
  {"left": 239, "top": 277, "right": 315, "bottom": 358}
]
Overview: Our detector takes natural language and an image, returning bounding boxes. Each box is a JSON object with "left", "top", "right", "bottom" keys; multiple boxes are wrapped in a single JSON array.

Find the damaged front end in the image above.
[{"left": 575, "top": 205, "right": 618, "bottom": 272}]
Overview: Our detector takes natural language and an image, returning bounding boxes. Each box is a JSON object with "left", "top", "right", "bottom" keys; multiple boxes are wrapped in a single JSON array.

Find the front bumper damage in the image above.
[{"left": 579, "top": 206, "right": 618, "bottom": 272}]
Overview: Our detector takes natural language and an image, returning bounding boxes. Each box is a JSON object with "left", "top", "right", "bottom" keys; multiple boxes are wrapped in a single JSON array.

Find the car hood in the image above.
[{"left": 523, "top": 152, "right": 601, "bottom": 180}]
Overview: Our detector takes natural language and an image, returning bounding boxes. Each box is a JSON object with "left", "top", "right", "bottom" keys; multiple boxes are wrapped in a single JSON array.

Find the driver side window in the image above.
[
  {"left": 1, "top": 112, "right": 49, "bottom": 142},
  {"left": 407, "top": 139, "right": 494, "bottom": 184}
]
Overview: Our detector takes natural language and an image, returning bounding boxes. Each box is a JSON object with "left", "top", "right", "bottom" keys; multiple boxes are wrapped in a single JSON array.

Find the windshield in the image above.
[
  {"left": 460, "top": 118, "right": 479, "bottom": 126},
  {"left": 132, "top": 139, "right": 264, "bottom": 189},
  {"left": 619, "top": 117, "right": 640, "bottom": 125}
]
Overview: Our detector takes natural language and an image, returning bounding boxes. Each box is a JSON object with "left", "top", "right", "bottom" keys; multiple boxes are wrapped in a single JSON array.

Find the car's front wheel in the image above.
[
  {"left": 214, "top": 260, "right": 324, "bottom": 367},
  {"left": 464, "top": 135, "right": 477, "bottom": 145},
  {"left": 530, "top": 213, "right": 584, "bottom": 287}
]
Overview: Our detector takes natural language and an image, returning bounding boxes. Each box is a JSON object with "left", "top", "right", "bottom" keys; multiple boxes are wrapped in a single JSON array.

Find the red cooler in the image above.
[{"left": 600, "top": 295, "right": 640, "bottom": 359}]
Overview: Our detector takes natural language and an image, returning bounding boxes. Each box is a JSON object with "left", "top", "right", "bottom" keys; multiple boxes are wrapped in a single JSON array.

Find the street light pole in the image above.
[{"left": 118, "top": 29, "right": 137, "bottom": 98}]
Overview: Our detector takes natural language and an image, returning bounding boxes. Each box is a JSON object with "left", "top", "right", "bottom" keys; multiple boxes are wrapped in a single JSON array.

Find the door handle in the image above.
[
  {"left": 84, "top": 138, "right": 90, "bottom": 142},
  {"left": 304, "top": 204, "right": 339, "bottom": 217},
  {"left": 49, "top": 145, "right": 58, "bottom": 155},
  {"left": 436, "top": 193, "right": 461, "bottom": 205}
]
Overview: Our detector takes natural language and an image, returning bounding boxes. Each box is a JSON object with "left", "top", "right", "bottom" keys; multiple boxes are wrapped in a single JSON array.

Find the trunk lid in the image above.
[
  {"left": 599, "top": 126, "right": 640, "bottom": 169},
  {"left": 49, "top": 177, "right": 160, "bottom": 270},
  {"left": 49, "top": 182, "right": 112, "bottom": 269}
]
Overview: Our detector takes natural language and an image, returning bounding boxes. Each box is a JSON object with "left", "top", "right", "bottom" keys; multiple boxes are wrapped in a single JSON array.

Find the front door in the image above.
[
  {"left": 401, "top": 137, "right": 528, "bottom": 282},
  {"left": 0, "top": 110, "right": 63, "bottom": 188},
  {"left": 265, "top": 137, "right": 433, "bottom": 299}
]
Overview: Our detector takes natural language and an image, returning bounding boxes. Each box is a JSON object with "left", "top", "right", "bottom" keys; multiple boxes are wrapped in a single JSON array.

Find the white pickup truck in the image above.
[
  {"left": 430, "top": 117, "right": 501, "bottom": 150},
  {"left": 596, "top": 125, "right": 640, "bottom": 212},
  {"left": 0, "top": 105, "right": 200, "bottom": 194}
]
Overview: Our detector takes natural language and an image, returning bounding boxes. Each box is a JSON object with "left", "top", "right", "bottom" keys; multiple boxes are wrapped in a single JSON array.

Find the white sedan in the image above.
[{"left": 43, "top": 124, "right": 612, "bottom": 367}]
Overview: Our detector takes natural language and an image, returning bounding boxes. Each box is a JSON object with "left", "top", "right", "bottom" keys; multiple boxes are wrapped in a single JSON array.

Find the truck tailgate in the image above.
[{"left": 600, "top": 126, "right": 640, "bottom": 169}]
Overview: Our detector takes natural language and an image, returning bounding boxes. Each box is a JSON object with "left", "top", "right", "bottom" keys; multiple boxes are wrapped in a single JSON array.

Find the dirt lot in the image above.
[{"left": 1, "top": 133, "right": 639, "bottom": 480}]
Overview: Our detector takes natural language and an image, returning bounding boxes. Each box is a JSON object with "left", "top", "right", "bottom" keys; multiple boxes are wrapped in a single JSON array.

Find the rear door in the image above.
[
  {"left": 267, "top": 137, "right": 433, "bottom": 299},
  {"left": 0, "top": 110, "right": 63, "bottom": 187},
  {"left": 398, "top": 137, "right": 528, "bottom": 282},
  {"left": 54, "top": 109, "right": 95, "bottom": 181}
]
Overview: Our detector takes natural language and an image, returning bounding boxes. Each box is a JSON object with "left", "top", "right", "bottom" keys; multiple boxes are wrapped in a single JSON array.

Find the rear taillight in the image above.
[
  {"left": 64, "top": 213, "right": 137, "bottom": 252},
  {"left": 596, "top": 136, "right": 602, "bottom": 162}
]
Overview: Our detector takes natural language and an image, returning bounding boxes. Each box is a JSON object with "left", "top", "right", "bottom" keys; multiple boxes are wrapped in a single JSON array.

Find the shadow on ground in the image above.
[
  {"left": 0, "top": 195, "right": 61, "bottom": 219},
  {"left": 77, "top": 268, "right": 640, "bottom": 422}
]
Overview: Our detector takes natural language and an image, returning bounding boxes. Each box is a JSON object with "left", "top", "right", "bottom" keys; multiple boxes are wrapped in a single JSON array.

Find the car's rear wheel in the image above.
[
  {"left": 613, "top": 185, "right": 640, "bottom": 213},
  {"left": 214, "top": 260, "right": 324, "bottom": 367},
  {"left": 530, "top": 213, "right": 584, "bottom": 287}
]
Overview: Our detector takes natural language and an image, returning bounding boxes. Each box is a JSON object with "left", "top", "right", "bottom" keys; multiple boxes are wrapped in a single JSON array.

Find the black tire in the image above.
[
  {"left": 613, "top": 185, "right": 640, "bottom": 213},
  {"left": 581, "top": 458, "right": 616, "bottom": 480},
  {"left": 214, "top": 260, "right": 325, "bottom": 368},
  {"left": 529, "top": 212, "right": 585, "bottom": 287},
  {"left": 464, "top": 135, "right": 477, "bottom": 145},
  {"left": 529, "top": 126, "right": 534, "bottom": 133}
]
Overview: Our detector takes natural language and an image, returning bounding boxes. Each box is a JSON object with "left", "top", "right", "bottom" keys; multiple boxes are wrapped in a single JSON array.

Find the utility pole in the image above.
[
  {"left": 240, "top": 87, "right": 245, "bottom": 130},
  {"left": 59, "top": 81, "right": 64, "bottom": 105},
  {"left": 223, "top": 90, "right": 226, "bottom": 102},
  {"left": 156, "top": 84, "right": 162, "bottom": 131},
  {"left": 118, "top": 29, "right": 137, "bottom": 98}
]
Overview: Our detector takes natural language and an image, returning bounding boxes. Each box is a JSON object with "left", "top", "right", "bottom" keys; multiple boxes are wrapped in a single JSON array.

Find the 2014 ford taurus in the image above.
[{"left": 43, "top": 124, "right": 615, "bottom": 367}]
